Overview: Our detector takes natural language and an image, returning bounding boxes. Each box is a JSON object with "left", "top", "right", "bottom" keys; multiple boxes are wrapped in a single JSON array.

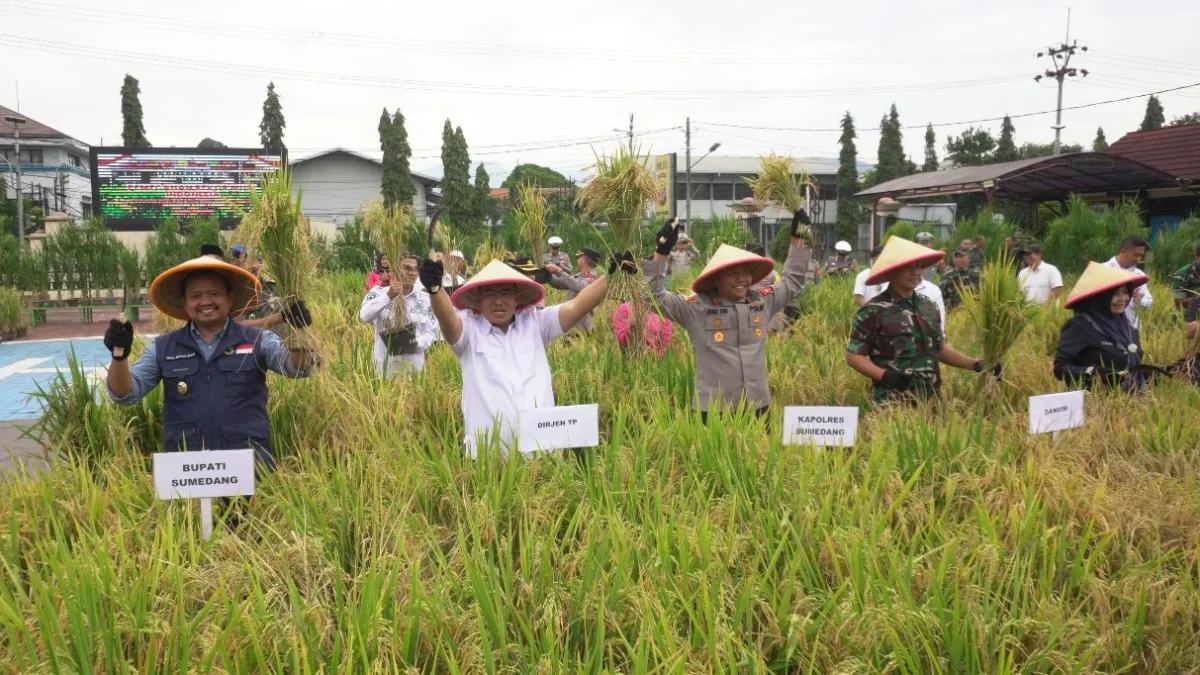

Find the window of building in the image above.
[
  {"left": 733, "top": 182, "right": 754, "bottom": 200},
  {"left": 688, "top": 183, "right": 711, "bottom": 200},
  {"left": 81, "top": 196, "right": 93, "bottom": 219},
  {"left": 69, "top": 154, "right": 83, "bottom": 168},
  {"left": 712, "top": 182, "right": 734, "bottom": 201},
  {"left": 27, "top": 149, "right": 43, "bottom": 165}
]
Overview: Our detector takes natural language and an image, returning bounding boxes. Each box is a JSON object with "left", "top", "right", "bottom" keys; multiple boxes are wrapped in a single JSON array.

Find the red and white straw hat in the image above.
[
  {"left": 692, "top": 244, "right": 776, "bottom": 294},
  {"left": 864, "top": 236, "right": 945, "bottom": 285},
  {"left": 1064, "top": 261, "right": 1148, "bottom": 309},
  {"left": 149, "top": 256, "right": 262, "bottom": 321},
  {"left": 451, "top": 259, "right": 546, "bottom": 311}
]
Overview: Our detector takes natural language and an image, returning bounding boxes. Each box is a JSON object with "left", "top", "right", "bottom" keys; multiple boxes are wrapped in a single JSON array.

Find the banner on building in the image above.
[{"left": 652, "top": 153, "right": 677, "bottom": 219}]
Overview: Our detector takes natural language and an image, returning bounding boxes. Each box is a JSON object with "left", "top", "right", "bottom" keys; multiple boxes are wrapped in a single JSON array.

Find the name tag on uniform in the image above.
[
  {"left": 518, "top": 404, "right": 599, "bottom": 454},
  {"left": 782, "top": 406, "right": 859, "bottom": 447}
]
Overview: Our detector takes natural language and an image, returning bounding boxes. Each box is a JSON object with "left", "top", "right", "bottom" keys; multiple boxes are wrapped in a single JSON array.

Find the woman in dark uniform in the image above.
[{"left": 1054, "top": 262, "right": 1149, "bottom": 392}]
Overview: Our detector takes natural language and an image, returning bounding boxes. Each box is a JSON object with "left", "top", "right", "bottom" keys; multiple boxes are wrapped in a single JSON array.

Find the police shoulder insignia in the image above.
[
  {"left": 759, "top": 287, "right": 775, "bottom": 296},
  {"left": 685, "top": 294, "right": 699, "bottom": 303}
]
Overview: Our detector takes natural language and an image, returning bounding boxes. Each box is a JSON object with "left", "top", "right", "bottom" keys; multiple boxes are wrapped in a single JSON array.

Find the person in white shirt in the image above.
[
  {"left": 419, "top": 254, "right": 617, "bottom": 456},
  {"left": 442, "top": 250, "right": 468, "bottom": 290},
  {"left": 1105, "top": 236, "right": 1152, "bottom": 328},
  {"left": 359, "top": 254, "right": 437, "bottom": 376},
  {"left": 1017, "top": 243, "right": 1064, "bottom": 303},
  {"left": 854, "top": 245, "right": 884, "bottom": 307}
]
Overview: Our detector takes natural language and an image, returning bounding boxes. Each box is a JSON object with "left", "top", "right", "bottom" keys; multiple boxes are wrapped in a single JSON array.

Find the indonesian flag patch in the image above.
[{"left": 233, "top": 343, "right": 254, "bottom": 355}]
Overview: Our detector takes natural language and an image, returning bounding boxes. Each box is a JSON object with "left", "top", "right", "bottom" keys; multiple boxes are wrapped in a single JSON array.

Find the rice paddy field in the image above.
[{"left": 3, "top": 267, "right": 1200, "bottom": 674}]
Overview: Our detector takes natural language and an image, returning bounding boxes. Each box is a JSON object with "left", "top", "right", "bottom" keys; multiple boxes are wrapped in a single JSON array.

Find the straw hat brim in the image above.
[
  {"left": 1064, "top": 263, "right": 1148, "bottom": 309},
  {"left": 450, "top": 260, "right": 546, "bottom": 310},
  {"left": 149, "top": 258, "right": 262, "bottom": 321},
  {"left": 692, "top": 257, "right": 776, "bottom": 294},
  {"left": 864, "top": 251, "right": 944, "bottom": 285}
]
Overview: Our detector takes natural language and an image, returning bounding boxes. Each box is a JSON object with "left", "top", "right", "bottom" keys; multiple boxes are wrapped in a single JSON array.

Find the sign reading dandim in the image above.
[
  {"left": 90, "top": 147, "right": 284, "bottom": 229},
  {"left": 782, "top": 406, "right": 859, "bottom": 447},
  {"left": 1028, "top": 391, "right": 1085, "bottom": 435}
]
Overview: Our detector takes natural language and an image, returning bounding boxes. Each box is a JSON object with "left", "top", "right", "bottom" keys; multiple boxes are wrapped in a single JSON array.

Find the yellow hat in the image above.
[
  {"left": 1064, "top": 261, "right": 1148, "bottom": 309},
  {"left": 692, "top": 244, "right": 776, "bottom": 294},
  {"left": 865, "top": 237, "right": 945, "bottom": 285},
  {"left": 451, "top": 259, "right": 546, "bottom": 310},
  {"left": 149, "top": 257, "right": 262, "bottom": 321}
]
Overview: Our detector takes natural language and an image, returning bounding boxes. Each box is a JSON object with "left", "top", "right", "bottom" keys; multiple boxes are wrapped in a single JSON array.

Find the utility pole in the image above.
[
  {"left": 4, "top": 115, "right": 26, "bottom": 244},
  {"left": 685, "top": 118, "right": 692, "bottom": 229},
  {"left": 627, "top": 114, "right": 634, "bottom": 153},
  {"left": 1034, "top": 11, "right": 1088, "bottom": 155}
]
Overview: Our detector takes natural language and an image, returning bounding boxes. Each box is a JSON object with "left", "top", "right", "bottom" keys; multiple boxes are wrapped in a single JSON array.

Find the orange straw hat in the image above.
[
  {"left": 1064, "top": 261, "right": 1148, "bottom": 309},
  {"left": 864, "top": 236, "right": 945, "bottom": 285},
  {"left": 692, "top": 244, "right": 776, "bottom": 294},
  {"left": 451, "top": 259, "right": 546, "bottom": 311},
  {"left": 149, "top": 256, "right": 262, "bottom": 321}
]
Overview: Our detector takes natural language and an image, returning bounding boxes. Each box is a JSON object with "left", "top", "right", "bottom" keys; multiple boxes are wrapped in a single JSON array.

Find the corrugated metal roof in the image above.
[
  {"left": 1108, "top": 124, "right": 1200, "bottom": 181},
  {"left": 688, "top": 155, "right": 840, "bottom": 177},
  {"left": 290, "top": 147, "right": 439, "bottom": 184}
]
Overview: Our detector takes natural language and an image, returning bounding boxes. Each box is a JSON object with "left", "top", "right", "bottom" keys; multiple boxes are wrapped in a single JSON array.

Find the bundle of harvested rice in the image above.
[
  {"left": 962, "top": 251, "right": 1037, "bottom": 393},
  {"left": 362, "top": 201, "right": 421, "bottom": 330},
  {"left": 472, "top": 232, "right": 511, "bottom": 273},
  {"left": 434, "top": 221, "right": 465, "bottom": 281},
  {"left": 514, "top": 182, "right": 548, "bottom": 265},
  {"left": 746, "top": 153, "right": 814, "bottom": 237}
]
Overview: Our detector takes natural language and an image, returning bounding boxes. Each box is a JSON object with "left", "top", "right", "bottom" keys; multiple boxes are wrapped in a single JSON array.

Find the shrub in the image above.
[
  {"left": 326, "top": 217, "right": 377, "bottom": 272},
  {"left": 952, "top": 209, "right": 1018, "bottom": 260},
  {"left": 1151, "top": 214, "right": 1200, "bottom": 278},
  {"left": 0, "top": 286, "right": 21, "bottom": 334},
  {"left": 1042, "top": 197, "right": 1148, "bottom": 275},
  {"left": 691, "top": 215, "right": 752, "bottom": 260}
]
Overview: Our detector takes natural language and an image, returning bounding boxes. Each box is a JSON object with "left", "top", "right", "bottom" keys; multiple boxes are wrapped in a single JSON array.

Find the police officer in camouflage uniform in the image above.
[
  {"left": 1169, "top": 245, "right": 1200, "bottom": 308},
  {"left": 846, "top": 237, "right": 997, "bottom": 403},
  {"left": 647, "top": 211, "right": 812, "bottom": 420},
  {"left": 939, "top": 249, "right": 980, "bottom": 311},
  {"left": 969, "top": 236, "right": 987, "bottom": 270}
]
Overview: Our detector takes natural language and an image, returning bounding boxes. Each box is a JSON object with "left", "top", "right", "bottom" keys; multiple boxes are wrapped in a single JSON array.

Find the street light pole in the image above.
[
  {"left": 4, "top": 115, "right": 27, "bottom": 244},
  {"left": 685, "top": 118, "right": 691, "bottom": 229}
]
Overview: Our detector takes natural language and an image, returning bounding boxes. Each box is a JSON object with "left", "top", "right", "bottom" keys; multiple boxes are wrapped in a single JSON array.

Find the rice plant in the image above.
[
  {"left": 361, "top": 201, "right": 421, "bottom": 329},
  {"left": 513, "top": 182, "right": 548, "bottom": 264}
]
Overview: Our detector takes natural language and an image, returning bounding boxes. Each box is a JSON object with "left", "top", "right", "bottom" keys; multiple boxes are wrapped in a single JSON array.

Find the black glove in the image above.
[
  {"left": 419, "top": 257, "right": 444, "bottom": 294},
  {"left": 104, "top": 319, "right": 134, "bottom": 361},
  {"left": 654, "top": 218, "right": 680, "bottom": 256},
  {"left": 974, "top": 360, "right": 1003, "bottom": 377},
  {"left": 790, "top": 209, "right": 811, "bottom": 238},
  {"left": 282, "top": 300, "right": 312, "bottom": 328},
  {"left": 880, "top": 369, "right": 911, "bottom": 391},
  {"left": 608, "top": 252, "right": 638, "bottom": 276}
]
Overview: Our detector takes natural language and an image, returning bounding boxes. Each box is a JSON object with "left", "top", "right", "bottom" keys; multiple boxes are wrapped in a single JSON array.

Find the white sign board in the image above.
[
  {"left": 1028, "top": 391, "right": 1085, "bottom": 435},
  {"left": 153, "top": 449, "right": 256, "bottom": 500},
  {"left": 782, "top": 406, "right": 859, "bottom": 447},
  {"left": 518, "top": 404, "right": 600, "bottom": 454}
]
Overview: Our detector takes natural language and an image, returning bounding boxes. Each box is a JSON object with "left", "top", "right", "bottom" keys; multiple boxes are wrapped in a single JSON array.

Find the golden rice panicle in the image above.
[
  {"left": 575, "top": 144, "right": 658, "bottom": 251},
  {"left": 747, "top": 153, "right": 814, "bottom": 215},
  {"left": 514, "top": 182, "right": 548, "bottom": 263},
  {"left": 362, "top": 201, "right": 421, "bottom": 329}
]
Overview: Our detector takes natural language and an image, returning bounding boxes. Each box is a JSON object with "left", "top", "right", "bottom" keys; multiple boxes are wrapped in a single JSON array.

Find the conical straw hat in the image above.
[
  {"left": 451, "top": 259, "right": 546, "bottom": 310},
  {"left": 692, "top": 244, "right": 776, "bottom": 294},
  {"left": 1064, "top": 261, "right": 1148, "bottom": 309},
  {"left": 149, "top": 257, "right": 262, "bottom": 321},
  {"left": 864, "top": 236, "right": 945, "bottom": 285}
]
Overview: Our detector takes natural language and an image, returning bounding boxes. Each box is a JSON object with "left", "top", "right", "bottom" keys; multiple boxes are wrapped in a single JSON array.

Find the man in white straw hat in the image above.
[
  {"left": 104, "top": 253, "right": 316, "bottom": 469},
  {"left": 646, "top": 211, "right": 813, "bottom": 421},
  {"left": 846, "top": 236, "right": 996, "bottom": 404},
  {"left": 542, "top": 236, "right": 572, "bottom": 272},
  {"left": 823, "top": 241, "right": 857, "bottom": 278},
  {"left": 360, "top": 253, "right": 437, "bottom": 376},
  {"left": 418, "top": 253, "right": 616, "bottom": 456}
]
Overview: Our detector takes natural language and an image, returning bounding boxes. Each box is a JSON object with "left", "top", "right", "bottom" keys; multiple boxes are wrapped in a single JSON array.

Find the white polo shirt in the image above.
[
  {"left": 450, "top": 305, "right": 564, "bottom": 456},
  {"left": 853, "top": 268, "right": 883, "bottom": 304},
  {"left": 1018, "top": 262, "right": 1064, "bottom": 303},
  {"left": 1105, "top": 256, "right": 1152, "bottom": 328}
]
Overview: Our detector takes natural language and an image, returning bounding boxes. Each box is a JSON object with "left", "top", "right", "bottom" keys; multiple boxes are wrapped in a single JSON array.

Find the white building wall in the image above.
[
  {"left": 1, "top": 141, "right": 93, "bottom": 220},
  {"left": 291, "top": 153, "right": 429, "bottom": 227}
]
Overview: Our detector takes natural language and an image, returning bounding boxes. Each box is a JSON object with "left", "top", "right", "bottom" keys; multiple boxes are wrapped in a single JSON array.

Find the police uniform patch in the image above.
[
  {"left": 686, "top": 295, "right": 699, "bottom": 303},
  {"left": 759, "top": 287, "right": 775, "bottom": 296},
  {"left": 177, "top": 381, "right": 188, "bottom": 395},
  {"left": 754, "top": 327, "right": 763, "bottom": 338},
  {"left": 713, "top": 318, "right": 722, "bottom": 328},
  {"left": 753, "top": 315, "right": 762, "bottom": 324},
  {"left": 713, "top": 330, "right": 725, "bottom": 344}
]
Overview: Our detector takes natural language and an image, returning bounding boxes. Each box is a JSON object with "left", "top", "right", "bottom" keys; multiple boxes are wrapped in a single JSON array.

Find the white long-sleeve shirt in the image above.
[
  {"left": 359, "top": 285, "right": 437, "bottom": 375},
  {"left": 1105, "top": 256, "right": 1152, "bottom": 328}
]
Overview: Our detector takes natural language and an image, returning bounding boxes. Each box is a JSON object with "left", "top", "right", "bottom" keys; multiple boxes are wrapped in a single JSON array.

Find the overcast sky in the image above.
[{"left": 2, "top": 0, "right": 1199, "bottom": 184}]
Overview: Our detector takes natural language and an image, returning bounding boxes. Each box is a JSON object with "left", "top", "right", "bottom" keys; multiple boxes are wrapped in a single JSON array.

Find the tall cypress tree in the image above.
[
  {"left": 1092, "top": 127, "right": 1109, "bottom": 152},
  {"left": 379, "top": 108, "right": 397, "bottom": 207},
  {"left": 994, "top": 115, "right": 1017, "bottom": 162},
  {"left": 440, "top": 120, "right": 474, "bottom": 226},
  {"left": 922, "top": 123, "right": 938, "bottom": 172},
  {"left": 258, "top": 81, "right": 286, "bottom": 153},
  {"left": 120, "top": 74, "right": 150, "bottom": 148},
  {"left": 473, "top": 163, "right": 491, "bottom": 224},
  {"left": 875, "top": 104, "right": 909, "bottom": 184},
  {"left": 1141, "top": 95, "right": 1165, "bottom": 131},
  {"left": 835, "top": 112, "right": 861, "bottom": 240},
  {"left": 391, "top": 110, "right": 415, "bottom": 206}
]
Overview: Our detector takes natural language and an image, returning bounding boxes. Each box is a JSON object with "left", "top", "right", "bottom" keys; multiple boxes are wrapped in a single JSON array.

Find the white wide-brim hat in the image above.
[
  {"left": 1064, "top": 261, "right": 1149, "bottom": 309},
  {"left": 865, "top": 237, "right": 945, "bottom": 286},
  {"left": 149, "top": 257, "right": 262, "bottom": 321},
  {"left": 451, "top": 259, "right": 546, "bottom": 311},
  {"left": 692, "top": 244, "right": 776, "bottom": 294}
]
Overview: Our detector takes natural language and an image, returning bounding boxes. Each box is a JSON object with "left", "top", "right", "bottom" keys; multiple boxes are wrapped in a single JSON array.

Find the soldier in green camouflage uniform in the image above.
[
  {"left": 968, "top": 237, "right": 986, "bottom": 270},
  {"left": 939, "top": 249, "right": 980, "bottom": 311},
  {"left": 1168, "top": 245, "right": 1200, "bottom": 308}
]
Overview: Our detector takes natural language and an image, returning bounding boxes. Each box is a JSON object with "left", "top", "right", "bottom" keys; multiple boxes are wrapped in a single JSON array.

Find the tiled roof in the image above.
[
  {"left": 1108, "top": 124, "right": 1200, "bottom": 181},
  {"left": 0, "top": 104, "right": 77, "bottom": 140}
]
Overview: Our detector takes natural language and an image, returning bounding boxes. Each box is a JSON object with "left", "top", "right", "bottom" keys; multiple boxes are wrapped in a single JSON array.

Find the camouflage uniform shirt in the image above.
[
  {"left": 823, "top": 255, "right": 857, "bottom": 277},
  {"left": 846, "top": 286, "right": 945, "bottom": 403},
  {"left": 1169, "top": 262, "right": 1200, "bottom": 301},
  {"left": 541, "top": 250, "right": 573, "bottom": 272},
  {"left": 968, "top": 248, "right": 984, "bottom": 270},
  {"left": 939, "top": 268, "right": 980, "bottom": 310}
]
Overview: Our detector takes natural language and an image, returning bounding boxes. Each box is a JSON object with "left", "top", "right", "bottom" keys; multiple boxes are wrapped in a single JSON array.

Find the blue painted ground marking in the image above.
[{"left": 0, "top": 338, "right": 113, "bottom": 420}]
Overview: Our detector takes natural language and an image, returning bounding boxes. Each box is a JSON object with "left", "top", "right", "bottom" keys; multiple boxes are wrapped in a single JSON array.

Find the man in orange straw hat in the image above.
[
  {"left": 417, "top": 252, "right": 617, "bottom": 456},
  {"left": 104, "top": 252, "right": 316, "bottom": 469},
  {"left": 846, "top": 236, "right": 996, "bottom": 403},
  {"left": 645, "top": 210, "right": 814, "bottom": 421}
]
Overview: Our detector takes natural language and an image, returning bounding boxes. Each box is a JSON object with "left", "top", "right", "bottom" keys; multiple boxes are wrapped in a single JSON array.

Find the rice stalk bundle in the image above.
[
  {"left": 575, "top": 145, "right": 658, "bottom": 354},
  {"left": 243, "top": 167, "right": 319, "bottom": 351},
  {"left": 514, "top": 182, "right": 548, "bottom": 264},
  {"left": 362, "top": 201, "right": 420, "bottom": 330},
  {"left": 472, "top": 232, "right": 511, "bottom": 274},
  {"left": 962, "top": 252, "right": 1037, "bottom": 394},
  {"left": 433, "top": 221, "right": 465, "bottom": 281},
  {"left": 746, "top": 153, "right": 814, "bottom": 239}
]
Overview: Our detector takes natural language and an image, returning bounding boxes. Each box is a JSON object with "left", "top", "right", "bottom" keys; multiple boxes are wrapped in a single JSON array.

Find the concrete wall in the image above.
[
  {"left": 0, "top": 141, "right": 92, "bottom": 221},
  {"left": 291, "top": 153, "right": 429, "bottom": 226}
]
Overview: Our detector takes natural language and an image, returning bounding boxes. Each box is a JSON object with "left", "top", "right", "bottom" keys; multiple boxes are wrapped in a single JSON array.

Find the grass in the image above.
[{"left": 3, "top": 271, "right": 1200, "bottom": 672}]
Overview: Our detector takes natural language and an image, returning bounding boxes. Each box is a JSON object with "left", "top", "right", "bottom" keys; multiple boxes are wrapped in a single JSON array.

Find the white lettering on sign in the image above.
[
  {"left": 518, "top": 404, "right": 599, "bottom": 454},
  {"left": 1028, "top": 391, "right": 1085, "bottom": 435},
  {"left": 153, "top": 449, "right": 256, "bottom": 499},
  {"left": 782, "top": 406, "right": 859, "bottom": 447}
]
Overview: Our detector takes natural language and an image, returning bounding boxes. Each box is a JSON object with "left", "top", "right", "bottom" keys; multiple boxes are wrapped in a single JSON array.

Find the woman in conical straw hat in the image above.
[
  {"left": 845, "top": 236, "right": 996, "bottom": 404},
  {"left": 417, "top": 252, "right": 621, "bottom": 457},
  {"left": 1053, "top": 261, "right": 1154, "bottom": 392},
  {"left": 103, "top": 253, "right": 317, "bottom": 471},
  {"left": 645, "top": 210, "right": 814, "bottom": 422}
]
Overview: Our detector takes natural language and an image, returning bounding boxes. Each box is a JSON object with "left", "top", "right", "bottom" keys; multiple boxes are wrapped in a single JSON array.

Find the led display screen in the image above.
[{"left": 90, "top": 147, "right": 284, "bottom": 229}]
